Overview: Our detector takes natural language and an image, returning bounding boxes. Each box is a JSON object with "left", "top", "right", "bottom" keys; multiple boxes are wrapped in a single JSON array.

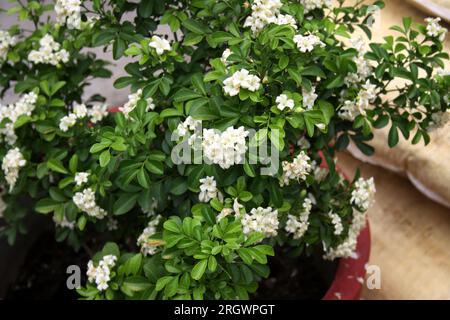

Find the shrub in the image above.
[{"left": 0, "top": 0, "right": 448, "bottom": 299}]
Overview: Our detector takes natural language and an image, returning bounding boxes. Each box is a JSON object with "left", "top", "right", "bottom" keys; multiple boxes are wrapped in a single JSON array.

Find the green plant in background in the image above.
[{"left": 0, "top": 0, "right": 448, "bottom": 299}]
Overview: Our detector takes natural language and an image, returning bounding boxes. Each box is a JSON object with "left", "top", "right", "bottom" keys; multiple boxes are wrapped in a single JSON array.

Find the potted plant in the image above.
[{"left": 0, "top": 0, "right": 448, "bottom": 300}]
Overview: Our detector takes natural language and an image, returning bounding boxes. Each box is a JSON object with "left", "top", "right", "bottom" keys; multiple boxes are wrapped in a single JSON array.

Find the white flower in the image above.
[
  {"left": 241, "top": 207, "right": 279, "bottom": 238},
  {"left": 53, "top": 215, "right": 75, "bottom": 230},
  {"left": 425, "top": 17, "right": 447, "bottom": 42},
  {"left": 276, "top": 14, "right": 298, "bottom": 29},
  {"left": 223, "top": 69, "right": 261, "bottom": 96},
  {"left": 233, "top": 198, "right": 244, "bottom": 217},
  {"left": 0, "top": 92, "right": 37, "bottom": 145},
  {"left": 137, "top": 215, "right": 162, "bottom": 256},
  {"left": 276, "top": 94, "right": 294, "bottom": 111},
  {"left": 55, "top": 0, "right": 82, "bottom": 30},
  {"left": 339, "top": 81, "right": 377, "bottom": 121},
  {"left": 293, "top": 34, "right": 325, "bottom": 53},
  {"left": 107, "top": 217, "right": 118, "bottom": 231},
  {"left": 149, "top": 35, "right": 171, "bottom": 55},
  {"left": 73, "top": 188, "right": 107, "bottom": 219},
  {"left": 73, "top": 103, "right": 88, "bottom": 118},
  {"left": 74, "top": 172, "right": 90, "bottom": 186},
  {"left": 174, "top": 116, "right": 201, "bottom": 139},
  {"left": 59, "top": 113, "right": 77, "bottom": 132},
  {"left": 120, "top": 89, "right": 155, "bottom": 119},
  {"left": 202, "top": 126, "right": 249, "bottom": 169},
  {"left": 302, "top": 86, "right": 318, "bottom": 110},
  {"left": 435, "top": 68, "right": 450, "bottom": 78},
  {"left": 351, "top": 177, "right": 376, "bottom": 212},
  {"left": 221, "top": 48, "right": 232, "bottom": 65},
  {"left": 199, "top": 176, "right": 220, "bottom": 203},
  {"left": 86, "top": 255, "right": 117, "bottom": 291},
  {"left": 280, "top": 151, "right": 312, "bottom": 186},
  {"left": 285, "top": 198, "right": 313, "bottom": 239},
  {"left": 28, "top": 34, "right": 69, "bottom": 65},
  {"left": 243, "top": 0, "right": 284, "bottom": 35},
  {"left": 1, "top": 148, "right": 26, "bottom": 191},
  {"left": 0, "top": 30, "right": 17, "bottom": 63},
  {"left": 300, "top": 0, "right": 332, "bottom": 13},
  {"left": 324, "top": 208, "right": 368, "bottom": 260},
  {"left": 216, "top": 207, "right": 233, "bottom": 222},
  {"left": 328, "top": 211, "right": 343, "bottom": 235},
  {"left": 88, "top": 103, "right": 109, "bottom": 123}
]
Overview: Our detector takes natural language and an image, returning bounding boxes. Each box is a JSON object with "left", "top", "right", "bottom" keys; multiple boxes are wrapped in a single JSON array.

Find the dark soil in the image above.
[
  {"left": 4, "top": 232, "right": 338, "bottom": 300},
  {"left": 253, "top": 246, "right": 338, "bottom": 300},
  {"left": 4, "top": 232, "right": 89, "bottom": 300}
]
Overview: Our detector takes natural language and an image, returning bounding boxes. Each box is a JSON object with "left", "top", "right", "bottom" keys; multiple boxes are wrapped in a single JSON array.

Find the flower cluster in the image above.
[
  {"left": 86, "top": 255, "right": 117, "bottom": 291},
  {"left": 285, "top": 198, "right": 313, "bottom": 239},
  {"left": 74, "top": 172, "right": 90, "bottom": 186},
  {"left": 280, "top": 151, "right": 312, "bottom": 186},
  {"left": 300, "top": 0, "right": 332, "bottom": 13},
  {"left": 137, "top": 215, "right": 162, "bottom": 256},
  {"left": 276, "top": 94, "right": 294, "bottom": 111},
  {"left": 302, "top": 86, "right": 318, "bottom": 110},
  {"left": 119, "top": 89, "right": 155, "bottom": 119},
  {"left": 243, "top": 0, "right": 297, "bottom": 35},
  {"left": 149, "top": 35, "right": 171, "bottom": 55},
  {"left": 1, "top": 148, "right": 26, "bottom": 191},
  {"left": 338, "top": 81, "right": 377, "bottom": 121},
  {"left": 345, "top": 36, "right": 372, "bottom": 85},
  {"left": 0, "top": 30, "right": 16, "bottom": 62},
  {"left": 199, "top": 176, "right": 221, "bottom": 203},
  {"left": 324, "top": 208, "right": 367, "bottom": 260},
  {"left": 293, "top": 34, "right": 325, "bottom": 53},
  {"left": 202, "top": 126, "right": 249, "bottom": 169},
  {"left": 217, "top": 198, "right": 244, "bottom": 222},
  {"left": 60, "top": 103, "right": 109, "bottom": 131},
  {"left": 88, "top": 103, "right": 109, "bottom": 123},
  {"left": 28, "top": 34, "right": 69, "bottom": 65},
  {"left": 223, "top": 69, "right": 261, "bottom": 96},
  {"left": 73, "top": 188, "right": 107, "bottom": 219},
  {"left": 174, "top": 116, "right": 201, "bottom": 140},
  {"left": 55, "top": 0, "right": 82, "bottom": 30},
  {"left": 241, "top": 206, "right": 279, "bottom": 238},
  {"left": 53, "top": 215, "right": 75, "bottom": 230},
  {"left": 0, "top": 92, "right": 38, "bottom": 145},
  {"left": 351, "top": 177, "right": 376, "bottom": 212},
  {"left": 328, "top": 211, "right": 343, "bottom": 235},
  {"left": 425, "top": 17, "right": 447, "bottom": 42}
]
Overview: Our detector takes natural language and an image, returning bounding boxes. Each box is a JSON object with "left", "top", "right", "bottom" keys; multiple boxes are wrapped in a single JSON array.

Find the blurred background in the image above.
[{"left": 0, "top": 0, "right": 449, "bottom": 299}]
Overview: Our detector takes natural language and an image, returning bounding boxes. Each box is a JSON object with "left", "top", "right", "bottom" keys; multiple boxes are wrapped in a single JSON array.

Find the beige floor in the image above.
[{"left": 338, "top": 152, "right": 450, "bottom": 300}]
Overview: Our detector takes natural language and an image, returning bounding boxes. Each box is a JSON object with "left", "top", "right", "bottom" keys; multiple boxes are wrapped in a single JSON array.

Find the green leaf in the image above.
[
  {"left": 145, "top": 160, "right": 164, "bottom": 175},
  {"left": 35, "top": 198, "right": 61, "bottom": 214},
  {"left": 69, "top": 154, "right": 78, "bottom": 174},
  {"left": 47, "top": 159, "right": 68, "bottom": 174},
  {"left": 173, "top": 88, "right": 203, "bottom": 102},
  {"left": 191, "top": 259, "right": 208, "bottom": 280},
  {"left": 137, "top": 167, "right": 151, "bottom": 188},
  {"left": 388, "top": 125, "right": 399, "bottom": 148},
  {"left": 182, "top": 19, "right": 211, "bottom": 34},
  {"left": 191, "top": 73, "right": 207, "bottom": 95},
  {"left": 99, "top": 150, "right": 111, "bottom": 167},
  {"left": 123, "top": 276, "right": 151, "bottom": 292},
  {"left": 113, "top": 193, "right": 139, "bottom": 215}
]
